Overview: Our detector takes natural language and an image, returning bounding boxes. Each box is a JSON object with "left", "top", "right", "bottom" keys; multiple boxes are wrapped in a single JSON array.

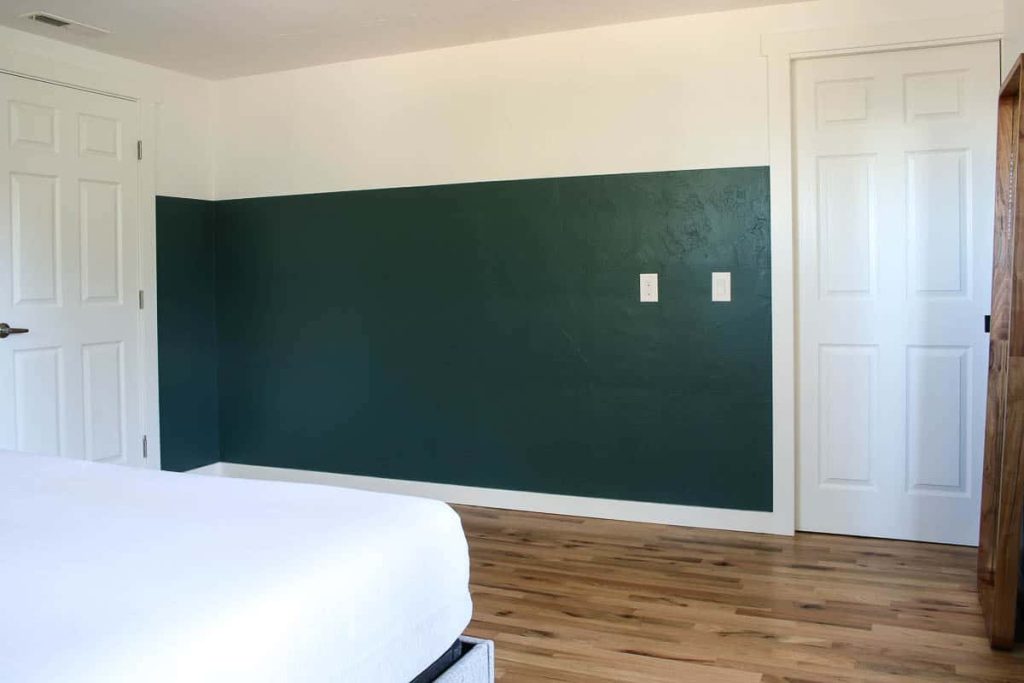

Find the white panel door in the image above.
[
  {"left": 795, "top": 42, "right": 998, "bottom": 545},
  {"left": 0, "top": 74, "right": 143, "bottom": 466}
]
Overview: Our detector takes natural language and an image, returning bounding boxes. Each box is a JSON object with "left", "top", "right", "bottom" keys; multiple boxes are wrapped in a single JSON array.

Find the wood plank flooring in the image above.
[{"left": 456, "top": 505, "right": 1024, "bottom": 682}]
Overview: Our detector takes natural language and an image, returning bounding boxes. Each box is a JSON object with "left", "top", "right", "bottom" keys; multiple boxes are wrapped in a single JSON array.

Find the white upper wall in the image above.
[
  {"left": 0, "top": 0, "right": 1004, "bottom": 202},
  {"left": 0, "top": 25, "right": 215, "bottom": 200},
  {"left": 212, "top": 0, "right": 1003, "bottom": 200},
  {"left": 1007, "top": 0, "right": 1024, "bottom": 78}
]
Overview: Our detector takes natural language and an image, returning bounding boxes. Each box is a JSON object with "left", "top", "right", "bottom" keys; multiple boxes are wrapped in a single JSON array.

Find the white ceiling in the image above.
[{"left": 1, "top": 0, "right": 810, "bottom": 79}]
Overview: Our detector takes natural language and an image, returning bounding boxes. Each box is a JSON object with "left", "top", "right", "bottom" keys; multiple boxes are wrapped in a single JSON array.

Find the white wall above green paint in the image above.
[
  {"left": 212, "top": 0, "right": 1004, "bottom": 200},
  {"left": 1006, "top": 0, "right": 1024, "bottom": 78}
]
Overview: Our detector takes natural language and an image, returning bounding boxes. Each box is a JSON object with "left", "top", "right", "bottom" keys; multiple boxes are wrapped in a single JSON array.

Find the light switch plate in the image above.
[
  {"left": 640, "top": 273, "right": 658, "bottom": 302},
  {"left": 712, "top": 272, "right": 731, "bottom": 302}
]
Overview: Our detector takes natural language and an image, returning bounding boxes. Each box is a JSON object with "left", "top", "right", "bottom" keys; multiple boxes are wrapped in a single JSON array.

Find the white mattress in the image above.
[{"left": 0, "top": 451, "right": 473, "bottom": 682}]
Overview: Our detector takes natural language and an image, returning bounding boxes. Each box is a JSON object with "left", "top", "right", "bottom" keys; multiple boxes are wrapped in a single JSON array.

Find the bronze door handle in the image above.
[{"left": 0, "top": 323, "right": 29, "bottom": 339}]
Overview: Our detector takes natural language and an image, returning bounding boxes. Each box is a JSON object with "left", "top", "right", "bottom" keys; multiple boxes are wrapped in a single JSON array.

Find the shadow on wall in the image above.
[{"left": 155, "top": 197, "right": 220, "bottom": 472}]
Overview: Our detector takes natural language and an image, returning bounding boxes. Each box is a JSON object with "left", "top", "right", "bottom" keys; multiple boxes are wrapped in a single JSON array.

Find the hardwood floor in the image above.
[{"left": 456, "top": 505, "right": 1024, "bottom": 682}]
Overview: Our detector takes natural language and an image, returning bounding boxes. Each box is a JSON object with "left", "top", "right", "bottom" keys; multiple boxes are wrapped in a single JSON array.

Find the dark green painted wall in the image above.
[
  {"left": 155, "top": 196, "right": 221, "bottom": 472},
  {"left": 212, "top": 167, "right": 772, "bottom": 511}
]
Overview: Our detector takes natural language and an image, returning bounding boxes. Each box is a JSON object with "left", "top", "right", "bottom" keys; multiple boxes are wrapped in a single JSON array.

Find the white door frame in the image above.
[
  {"left": 763, "top": 12, "right": 1004, "bottom": 536},
  {"left": 0, "top": 47, "right": 162, "bottom": 469}
]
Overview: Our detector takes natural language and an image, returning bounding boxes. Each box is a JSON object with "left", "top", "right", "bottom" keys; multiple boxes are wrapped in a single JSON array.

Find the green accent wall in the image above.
[
  {"left": 155, "top": 196, "right": 221, "bottom": 472},
  {"left": 213, "top": 167, "right": 772, "bottom": 511}
]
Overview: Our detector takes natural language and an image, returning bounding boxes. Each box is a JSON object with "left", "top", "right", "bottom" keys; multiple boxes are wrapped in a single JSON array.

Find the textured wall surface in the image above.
[
  {"left": 212, "top": 167, "right": 773, "bottom": 510},
  {"left": 155, "top": 197, "right": 220, "bottom": 471}
]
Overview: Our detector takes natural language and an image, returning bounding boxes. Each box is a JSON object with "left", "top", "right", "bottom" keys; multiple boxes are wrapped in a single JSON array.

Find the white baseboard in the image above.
[
  {"left": 188, "top": 461, "right": 791, "bottom": 535},
  {"left": 188, "top": 462, "right": 226, "bottom": 475}
]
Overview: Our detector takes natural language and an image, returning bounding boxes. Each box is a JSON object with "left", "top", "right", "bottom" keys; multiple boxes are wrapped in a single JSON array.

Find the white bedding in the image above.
[{"left": 0, "top": 451, "right": 472, "bottom": 682}]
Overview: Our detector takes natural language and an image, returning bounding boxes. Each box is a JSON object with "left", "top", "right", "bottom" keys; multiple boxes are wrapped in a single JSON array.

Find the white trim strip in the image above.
[
  {"left": 187, "top": 462, "right": 224, "bottom": 475},
  {"left": 190, "top": 462, "right": 790, "bottom": 535},
  {"left": 0, "top": 68, "right": 136, "bottom": 101}
]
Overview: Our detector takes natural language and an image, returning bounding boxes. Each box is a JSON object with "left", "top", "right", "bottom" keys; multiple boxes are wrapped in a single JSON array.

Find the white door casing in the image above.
[
  {"left": 0, "top": 73, "right": 144, "bottom": 466},
  {"left": 795, "top": 42, "right": 998, "bottom": 545}
]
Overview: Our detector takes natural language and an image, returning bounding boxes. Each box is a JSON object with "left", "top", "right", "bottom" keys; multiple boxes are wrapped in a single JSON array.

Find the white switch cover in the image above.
[
  {"left": 640, "top": 273, "right": 658, "bottom": 302},
  {"left": 712, "top": 272, "right": 731, "bottom": 302}
]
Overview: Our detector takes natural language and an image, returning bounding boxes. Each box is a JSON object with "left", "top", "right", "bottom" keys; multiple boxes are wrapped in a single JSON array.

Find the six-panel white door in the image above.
[
  {"left": 795, "top": 42, "right": 999, "bottom": 545},
  {"left": 0, "top": 74, "right": 143, "bottom": 466}
]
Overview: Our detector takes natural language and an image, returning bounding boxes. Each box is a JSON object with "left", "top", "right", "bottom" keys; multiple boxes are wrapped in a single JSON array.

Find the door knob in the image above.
[{"left": 0, "top": 323, "right": 29, "bottom": 339}]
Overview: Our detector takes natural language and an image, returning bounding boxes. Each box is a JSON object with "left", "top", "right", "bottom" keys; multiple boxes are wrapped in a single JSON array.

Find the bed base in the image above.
[{"left": 412, "top": 636, "right": 494, "bottom": 683}]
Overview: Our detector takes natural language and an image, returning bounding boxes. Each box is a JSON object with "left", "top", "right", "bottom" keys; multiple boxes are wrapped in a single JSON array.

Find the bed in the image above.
[{"left": 0, "top": 451, "right": 490, "bottom": 682}]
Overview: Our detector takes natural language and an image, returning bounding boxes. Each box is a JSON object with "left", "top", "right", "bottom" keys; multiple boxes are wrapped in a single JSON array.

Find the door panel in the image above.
[
  {"left": 818, "top": 344, "right": 877, "bottom": 487},
  {"left": 10, "top": 100, "right": 58, "bottom": 151},
  {"left": 80, "top": 179, "right": 122, "bottom": 303},
  {"left": 82, "top": 341, "right": 125, "bottom": 462},
  {"left": 905, "top": 345, "right": 968, "bottom": 494},
  {"left": 13, "top": 346, "right": 62, "bottom": 454},
  {"left": 0, "top": 74, "right": 142, "bottom": 466},
  {"left": 11, "top": 172, "right": 60, "bottom": 305},
  {"left": 78, "top": 113, "right": 121, "bottom": 159},
  {"left": 907, "top": 150, "right": 969, "bottom": 296},
  {"left": 795, "top": 42, "right": 999, "bottom": 544},
  {"left": 817, "top": 155, "right": 876, "bottom": 296}
]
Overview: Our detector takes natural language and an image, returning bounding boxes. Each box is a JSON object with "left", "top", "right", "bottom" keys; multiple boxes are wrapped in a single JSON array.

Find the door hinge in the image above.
[
  {"left": 137, "top": 140, "right": 142, "bottom": 160},
  {"left": 142, "top": 435, "right": 148, "bottom": 459},
  {"left": 985, "top": 314, "right": 991, "bottom": 334},
  {"left": 138, "top": 289, "right": 145, "bottom": 310}
]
